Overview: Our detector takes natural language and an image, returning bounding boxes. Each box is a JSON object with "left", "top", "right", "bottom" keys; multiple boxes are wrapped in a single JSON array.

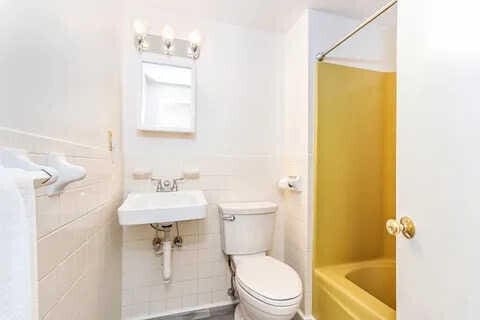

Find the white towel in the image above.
[{"left": 0, "top": 166, "right": 38, "bottom": 320}]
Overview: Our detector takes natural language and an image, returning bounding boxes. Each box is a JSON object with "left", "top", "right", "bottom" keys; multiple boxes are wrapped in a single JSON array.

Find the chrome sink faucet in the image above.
[{"left": 151, "top": 177, "right": 185, "bottom": 192}]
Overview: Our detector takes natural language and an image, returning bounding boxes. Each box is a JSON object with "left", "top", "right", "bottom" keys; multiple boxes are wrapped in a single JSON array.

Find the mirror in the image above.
[{"left": 139, "top": 56, "right": 196, "bottom": 133}]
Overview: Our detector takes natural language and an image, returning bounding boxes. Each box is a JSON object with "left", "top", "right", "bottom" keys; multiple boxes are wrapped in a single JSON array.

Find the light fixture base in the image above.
[
  {"left": 135, "top": 35, "right": 149, "bottom": 52},
  {"left": 134, "top": 34, "right": 200, "bottom": 60}
]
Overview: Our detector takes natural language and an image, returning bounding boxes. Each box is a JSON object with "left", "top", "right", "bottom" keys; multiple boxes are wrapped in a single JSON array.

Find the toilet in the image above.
[{"left": 218, "top": 202, "right": 302, "bottom": 320}]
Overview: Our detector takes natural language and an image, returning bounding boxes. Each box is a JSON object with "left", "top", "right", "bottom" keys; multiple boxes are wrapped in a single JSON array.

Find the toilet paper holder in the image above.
[{"left": 277, "top": 176, "right": 302, "bottom": 192}]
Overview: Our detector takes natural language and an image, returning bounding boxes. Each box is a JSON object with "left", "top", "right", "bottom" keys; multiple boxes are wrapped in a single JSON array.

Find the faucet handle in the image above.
[
  {"left": 172, "top": 177, "right": 185, "bottom": 191},
  {"left": 150, "top": 177, "right": 163, "bottom": 192}
]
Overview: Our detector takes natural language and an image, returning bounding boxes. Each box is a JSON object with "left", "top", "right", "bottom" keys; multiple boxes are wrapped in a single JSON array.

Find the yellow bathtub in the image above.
[{"left": 313, "top": 259, "right": 396, "bottom": 320}]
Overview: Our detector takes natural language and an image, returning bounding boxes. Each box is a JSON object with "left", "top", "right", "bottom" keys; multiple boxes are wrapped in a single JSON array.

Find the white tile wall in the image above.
[
  {"left": 281, "top": 156, "right": 312, "bottom": 314},
  {"left": 121, "top": 155, "right": 280, "bottom": 319},
  {"left": 1, "top": 0, "right": 123, "bottom": 318},
  {"left": 280, "top": 11, "right": 313, "bottom": 316},
  {"left": 121, "top": 2, "right": 284, "bottom": 317},
  {"left": 0, "top": 128, "right": 123, "bottom": 320},
  {"left": 1, "top": 4, "right": 397, "bottom": 320}
]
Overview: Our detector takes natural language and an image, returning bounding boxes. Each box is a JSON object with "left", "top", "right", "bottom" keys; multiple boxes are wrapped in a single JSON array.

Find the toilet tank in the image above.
[{"left": 218, "top": 202, "right": 278, "bottom": 255}]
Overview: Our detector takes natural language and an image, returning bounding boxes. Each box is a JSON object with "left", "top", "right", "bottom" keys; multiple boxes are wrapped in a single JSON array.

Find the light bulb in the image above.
[
  {"left": 188, "top": 30, "right": 202, "bottom": 46},
  {"left": 133, "top": 19, "right": 148, "bottom": 36},
  {"left": 161, "top": 25, "right": 175, "bottom": 54},
  {"left": 161, "top": 25, "right": 175, "bottom": 41},
  {"left": 188, "top": 30, "right": 202, "bottom": 59},
  {"left": 133, "top": 19, "right": 149, "bottom": 52}
]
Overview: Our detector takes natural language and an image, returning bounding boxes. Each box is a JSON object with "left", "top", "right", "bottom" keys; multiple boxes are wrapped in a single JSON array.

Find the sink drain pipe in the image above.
[
  {"left": 149, "top": 223, "right": 173, "bottom": 282},
  {"left": 162, "top": 227, "right": 172, "bottom": 282}
]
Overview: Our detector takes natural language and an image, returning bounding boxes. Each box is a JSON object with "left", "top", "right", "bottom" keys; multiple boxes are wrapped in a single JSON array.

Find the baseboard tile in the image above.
[
  {"left": 295, "top": 309, "right": 316, "bottom": 320},
  {"left": 146, "top": 301, "right": 237, "bottom": 320}
]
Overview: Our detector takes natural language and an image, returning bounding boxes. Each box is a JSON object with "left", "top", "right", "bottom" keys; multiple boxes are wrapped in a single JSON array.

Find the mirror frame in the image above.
[{"left": 138, "top": 53, "right": 197, "bottom": 133}]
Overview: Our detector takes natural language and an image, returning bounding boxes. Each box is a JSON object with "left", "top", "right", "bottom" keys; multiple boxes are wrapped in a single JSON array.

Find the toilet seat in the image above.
[{"left": 234, "top": 255, "right": 302, "bottom": 307}]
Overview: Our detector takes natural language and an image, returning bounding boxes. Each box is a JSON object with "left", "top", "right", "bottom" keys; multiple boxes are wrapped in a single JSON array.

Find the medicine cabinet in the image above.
[{"left": 138, "top": 55, "right": 196, "bottom": 133}]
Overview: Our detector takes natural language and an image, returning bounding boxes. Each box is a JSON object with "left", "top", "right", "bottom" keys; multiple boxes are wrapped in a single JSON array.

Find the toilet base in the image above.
[
  {"left": 234, "top": 305, "right": 244, "bottom": 320},
  {"left": 234, "top": 303, "right": 297, "bottom": 320}
]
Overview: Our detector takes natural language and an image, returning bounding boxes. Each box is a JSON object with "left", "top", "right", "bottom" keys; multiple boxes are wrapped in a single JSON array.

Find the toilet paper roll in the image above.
[{"left": 278, "top": 177, "right": 291, "bottom": 190}]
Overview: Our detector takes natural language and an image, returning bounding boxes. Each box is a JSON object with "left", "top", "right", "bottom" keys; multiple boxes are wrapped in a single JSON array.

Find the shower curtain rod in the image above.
[{"left": 316, "top": 0, "right": 397, "bottom": 61}]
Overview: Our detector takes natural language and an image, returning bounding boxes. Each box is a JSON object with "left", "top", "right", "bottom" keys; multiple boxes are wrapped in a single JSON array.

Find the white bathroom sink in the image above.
[{"left": 117, "top": 190, "right": 208, "bottom": 226}]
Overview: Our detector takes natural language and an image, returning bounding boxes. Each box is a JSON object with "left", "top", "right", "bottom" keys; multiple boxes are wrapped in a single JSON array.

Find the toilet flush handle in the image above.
[{"left": 222, "top": 215, "right": 236, "bottom": 221}]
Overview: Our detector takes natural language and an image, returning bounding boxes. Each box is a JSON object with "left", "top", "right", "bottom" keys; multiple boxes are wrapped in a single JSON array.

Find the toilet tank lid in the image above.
[{"left": 218, "top": 201, "right": 277, "bottom": 215}]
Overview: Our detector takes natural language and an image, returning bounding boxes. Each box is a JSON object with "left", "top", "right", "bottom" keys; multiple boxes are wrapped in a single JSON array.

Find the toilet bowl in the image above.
[
  {"left": 233, "top": 254, "right": 302, "bottom": 320},
  {"left": 218, "top": 202, "right": 303, "bottom": 320}
]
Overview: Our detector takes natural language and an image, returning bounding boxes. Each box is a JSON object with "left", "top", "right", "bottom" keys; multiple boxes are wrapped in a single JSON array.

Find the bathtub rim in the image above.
[{"left": 314, "top": 258, "right": 396, "bottom": 320}]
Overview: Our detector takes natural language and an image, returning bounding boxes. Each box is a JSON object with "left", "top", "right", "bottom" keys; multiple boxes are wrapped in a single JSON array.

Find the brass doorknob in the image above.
[{"left": 386, "top": 216, "right": 415, "bottom": 239}]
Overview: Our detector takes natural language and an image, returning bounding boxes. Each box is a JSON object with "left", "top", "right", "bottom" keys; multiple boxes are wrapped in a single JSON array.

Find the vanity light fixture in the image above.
[
  {"left": 133, "top": 21, "right": 202, "bottom": 60},
  {"left": 161, "top": 25, "right": 175, "bottom": 54},
  {"left": 133, "top": 19, "right": 149, "bottom": 52},
  {"left": 188, "top": 30, "right": 202, "bottom": 59}
]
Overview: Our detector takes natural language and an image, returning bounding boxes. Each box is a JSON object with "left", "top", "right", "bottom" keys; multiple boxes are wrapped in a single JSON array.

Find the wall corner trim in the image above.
[{"left": 295, "top": 310, "right": 316, "bottom": 320}]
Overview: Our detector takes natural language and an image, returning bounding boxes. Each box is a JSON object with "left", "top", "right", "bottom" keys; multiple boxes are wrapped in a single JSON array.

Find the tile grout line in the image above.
[{"left": 37, "top": 201, "right": 108, "bottom": 242}]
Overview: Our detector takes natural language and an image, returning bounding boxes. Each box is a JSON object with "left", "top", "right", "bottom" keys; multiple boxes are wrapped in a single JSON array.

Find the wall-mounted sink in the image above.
[{"left": 117, "top": 190, "right": 208, "bottom": 226}]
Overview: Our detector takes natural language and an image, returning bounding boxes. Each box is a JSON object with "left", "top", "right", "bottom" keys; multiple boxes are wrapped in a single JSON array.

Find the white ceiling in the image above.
[{"left": 143, "top": 0, "right": 397, "bottom": 32}]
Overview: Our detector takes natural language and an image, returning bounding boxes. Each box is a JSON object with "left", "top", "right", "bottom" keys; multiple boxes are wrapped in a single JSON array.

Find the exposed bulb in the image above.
[
  {"left": 161, "top": 25, "right": 175, "bottom": 54},
  {"left": 188, "top": 30, "right": 202, "bottom": 46},
  {"left": 188, "top": 30, "right": 202, "bottom": 59},
  {"left": 161, "top": 25, "right": 175, "bottom": 41},
  {"left": 133, "top": 19, "right": 148, "bottom": 35}
]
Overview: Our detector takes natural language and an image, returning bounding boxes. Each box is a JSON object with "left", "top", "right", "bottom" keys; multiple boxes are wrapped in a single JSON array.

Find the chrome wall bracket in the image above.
[{"left": 137, "top": 34, "right": 200, "bottom": 60}]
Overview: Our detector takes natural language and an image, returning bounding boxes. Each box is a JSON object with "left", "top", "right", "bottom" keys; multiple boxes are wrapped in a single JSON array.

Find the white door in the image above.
[{"left": 397, "top": 0, "right": 480, "bottom": 319}]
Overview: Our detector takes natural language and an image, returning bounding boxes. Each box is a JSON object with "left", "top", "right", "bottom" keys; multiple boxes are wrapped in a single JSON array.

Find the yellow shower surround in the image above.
[{"left": 312, "top": 63, "right": 396, "bottom": 319}]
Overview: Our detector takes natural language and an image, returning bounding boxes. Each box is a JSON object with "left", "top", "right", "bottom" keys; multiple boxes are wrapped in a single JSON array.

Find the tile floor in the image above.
[{"left": 149, "top": 304, "right": 235, "bottom": 320}]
